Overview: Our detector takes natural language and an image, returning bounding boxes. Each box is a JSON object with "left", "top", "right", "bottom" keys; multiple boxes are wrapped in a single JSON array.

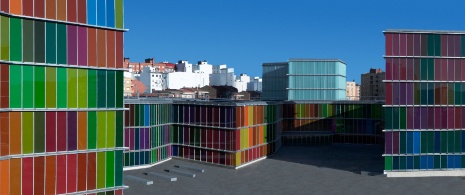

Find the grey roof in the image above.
[
  {"left": 123, "top": 145, "right": 465, "bottom": 195},
  {"left": 284, "top": 100, "right": 385, "bottom": 105},
  {"left": 288, "top": 58, "right": 346, "bottom": 64},
  {"left": 173, "top": 99, "right": 283, "bottom": 106},
  {"left": 384, "top": 29, "right": 465, "bottom": 34}
]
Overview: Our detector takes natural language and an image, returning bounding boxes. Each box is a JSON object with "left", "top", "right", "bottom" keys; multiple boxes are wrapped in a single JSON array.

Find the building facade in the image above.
[
  {"left": 361, "top": 68, "right": 385, "bottom": 100},
  {"left": 346, "top": 81, "right": 360, "bottom": 100},
  {"left": 384, "top": 30, "right": 465, "bottom": 177},
  {"left": 0, "top": 0, "right": 126, "bottom": 194},
  {"left": 263, "top": 59, "right": 347, "bottom": 101}
]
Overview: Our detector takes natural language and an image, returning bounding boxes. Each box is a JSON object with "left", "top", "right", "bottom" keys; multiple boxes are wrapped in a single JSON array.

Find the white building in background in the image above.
[
  {"left": 162, "top": 60, "right": 211, "bottom": 90},
  {"left": 140, "top": 66, "right": 165, "bottom": 93},
  {"left": 210, "top": 65, "right": 235, "bottom": 86},
  {"left": 247, "top": 77, "right": 262, "bottom": 92},
  {"left": 233, "top": 74, "right": 250, "bottom": 92}
]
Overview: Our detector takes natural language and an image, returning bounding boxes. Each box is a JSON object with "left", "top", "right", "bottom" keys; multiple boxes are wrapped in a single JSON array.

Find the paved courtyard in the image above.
[{"left": 124, "top": 145, "right": 465, "bottom": 194}]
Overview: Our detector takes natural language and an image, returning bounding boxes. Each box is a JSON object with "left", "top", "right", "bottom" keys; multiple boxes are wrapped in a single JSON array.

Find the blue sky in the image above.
[{"left": 124, "top": 0, "right": 465, "bottom": 83}]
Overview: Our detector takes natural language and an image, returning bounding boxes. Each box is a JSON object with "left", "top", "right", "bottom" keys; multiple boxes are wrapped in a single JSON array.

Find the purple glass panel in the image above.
[
  {"left": 67, "top": 111, "right": 77, "bottom": 151},
  {"left": 441, "top": 59, "right": 447, "bottom": 81},
  {"left": 441, "top": 35, "right": 448, "bottom": 56},
  {"left": 393, "top": 58, "right": 399, "bottom": 80},
  {"left": 448, "top": 108, "right": 455, "bottom": 129},
  {"left": 77, "top": 26, "right": 88, "bottom": 66},
  {"left": 392, "top": 131, "right": 399, "bottom": 154},
  {"left": 386, "top": 58, "right": 393, "bottom": 80},
  {"left": 407, "top": 34, "right": 413, "bottom": 56},
  {"left": 441, "top": 107, "right": 447, "bottom": 130},
  {"left": 67, "top": 26, "right": 78, "bottom": 65},
  {"left": 447, "top": 35, "right": 454, "bottom": 57},
  {"left": 124, "top": 128, "right": 129, "bottom": 149},
  {"left": 399, "top": 33, "right": 406, "bottom": 56},
  {"left": 454, "top": 35, "right": 461, "bottom": 57},
  {"left": 144, "top": 128, "right": 150, "bottom": 150},
  {"left": 420, "top": 107, "right": 428, "bottom": 129},
  {"left": 139, "top": 128, "right": 144, "bottom": 150},
  {"left": 400, "top": 83, "right": 406, "bottom": 105},
  {"left": 392, "top": 33, "right": 399, "bottom": 56},
  {"left": 448, "top": 59, "right": 454, "bottom": 81},
  {"left": 406, "top": 58, "right": 414, "bottom": 80},
  {"left": 413, "top": 34, "right": 421, "bottom": 56},
  {"left": 413, "top": 107, "right": 421, "bottom": 129},
  {"left": 393, "top": 83, "right": 399, "bottom": 105},
  {"left": 407, "top": 83, "right": 413, "bottom": 105},
  {"left": 130, "top": 128, "right": 134, "bottom": 150},
  {"left": 184, "top": 127, "right": 189, "bottom": 145},
  {"left": 434, "top": 107, "right": 441, "bottom": 130},
  {"left": 385, "top": 132, "right": 393, "bottom": 154}
]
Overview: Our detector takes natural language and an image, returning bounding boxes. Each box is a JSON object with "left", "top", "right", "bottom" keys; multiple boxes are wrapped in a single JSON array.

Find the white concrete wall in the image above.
[{"left": 166, "top": 72, "right": 209, "bottom": 89}]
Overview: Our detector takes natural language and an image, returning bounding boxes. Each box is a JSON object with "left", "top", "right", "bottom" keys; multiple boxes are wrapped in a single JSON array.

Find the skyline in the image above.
[{"left": 124, "top": 0, "right": 465, "bottom": 83}]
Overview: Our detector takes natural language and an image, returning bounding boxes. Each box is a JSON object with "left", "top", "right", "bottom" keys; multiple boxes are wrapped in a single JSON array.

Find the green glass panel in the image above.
[
  {"left": 413, "top": 156, "right": 420, "bottom": 170},
  {"left": 462, "top": 35, "right": 465, "bottom": 57},
  {"left": 97, "top": 70, "right": 106, "bottom": 108},
  {"left": 97, "top": 152, "right": 106, "bottom": 189},
  {"left": 88, "top": 111, "right": 97, "bottom": 149},
  {"left": 106, "top": 151, "right": 115, "bottom": 187},
  {"left": 400, "top": 131, "right": 406, "bottom": 154},
  {"left": 107, "top": 111, "right": 115, "bottom": 148},
  {"left": 9, "top": 17, "right": 22, "bottom": 61},
  {"left": 107, "top": 71, "right": 115, "bottom": 108},
  {"left": 22, "top": 112, "right": 34, "bottom": 154},
  {"left": 414, "top": 83, "right": 420, "bottom": 105},
  {"left": 34, "top": 21, "right": 45, "bottom": 63},
  {"left": 427, "top": 59, "right": 434, "bottom": 81},
  {"left": 34, "top": 66, "right": 45, "bottom": 108},
  {"left": 441, "top": 131, "right": 447, "bottom": 153},
  {"left": 385, "top": 108, "right": 392, "bottom": 129},
  {"left": 34, "top": 112, "right": 45, "bottom": 153},
  {"left": 1, "top": 16, "right": 10, "bottom": 61},
  {"left": 455, "top": 83, "right": 461, "bottom": 105},
  {"left": 23, "top": 19, "right": 34, "bottom": 62},
  {"left": 134, "top": 104, "right": 139, "bottom": 126},
  {"left": 124, "top": 153, "right": 129, "bottom": 167},
  {"left": 399, "top": 107, "right": 406, "bottom": 129},
  {"left": 9, "top": 65, "right": 22, "bottom": 108},
  {"left": 434, "top": 155, "right": 441, "bottom": 169},
  {"left": 448, "top": 83, "right": 454, "bottom": 105},
  {"left": 434, "top": 34, "right": 441, "bottom": 56},
  {"left": 427, "top": 83, "right": 434, "bottom": 105},
  {"left": 454, "top": 131, "right": 461, "bottom": 154},
  {"left": 88, "top": 70, "right": 97, "bottom": 108},
  {"left": 392, "top": 107, "right": 399, "bottom": 129},
  {"left": 116, "top": 111, "right": 123, "bottom": 147},
  {"left": 130, "top": 152, "right": 134, "bottom": 166},
  {"left": 115, "top": 0, "right": 123, "bottom": 29},
  {"left": 45, "top": 67, "right": 57, "bottom": 108},
  {"left": 420, "top": 59, "right": 428, "bottom": 80},
  {"left": 322, "top": 104, "right": 328, "bottom": 118},
  {"left": 385, "top": 156, "right": 393, "bottom": 171},
  {"left": 116, "top": 71, "right": 123, "bottom": 108},
  {"left": 68, "top": 69, "right": 78, "bottom": 108},
  {"left": 427, "top": 132, "right": 434, "bottom": 153},
  {"left": 420, "top": 83, "right": 427, "bottom": 105},
  {"left": 57, "top": 67, "right": 67, "bottom": 108},
  {"left": 448, "top": 131, "right": 455, "bottom": 153},
  {"left": 78, "top": 69, "right": 88, "bottom": 108},
  {"left": 23, "top": 65, "right": 33, "bottom": 108},
  {"left": 427, "top": 34, "right": 435, "bottom": 56},
  {"left": 97, "top": 111, "right": 106, "bottom": 149},
  {"left": 45, "top": 22, "right": 57, "bottom": 64},
  {"left": 57, "top": 23, "right": 67, "bottom": 64},
  {"left": 421, "top": 132, "right": 428, "bottom": 153},
  {"left": 441, "top": 155, "right": 447, "bottom": 169},
  {"left": 399, "top": 156, "right": 406, "bottom": 170},
  {"left": 115, "top": 150, "right": 123, "bottom": 186}
]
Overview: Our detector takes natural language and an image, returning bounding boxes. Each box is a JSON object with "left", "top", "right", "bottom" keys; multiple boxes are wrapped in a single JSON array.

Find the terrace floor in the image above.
[{"left": 124, "top": 145, "right": 465, "bottom": 194}]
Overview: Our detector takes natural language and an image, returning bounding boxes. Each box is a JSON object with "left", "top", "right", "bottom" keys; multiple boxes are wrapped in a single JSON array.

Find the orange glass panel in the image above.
[
  {"left": 107, "top": 30, "right": 115, "bottom": 68},
  {"left": 97, "top": 29, "right": 106, "bottom": 67},
  {"left": 115, "top": 31, "right": 123, "bottom": 68},
  {"left": 34, "top": 157, "right": 45, "bottom": 195},
  {"left": 77, "top": 153, "right": 87, "bottom": 192},
  {"left": 57, "top": 0, "right": 66, "bottom": 21},
  {"left": 88, "top": 28, "right": 97, "bottom": 67},
  {"left": 10, "top": 0, "right": 22, "bottom": 15},
  {"left": 0, "top": 160, "right": 9, "bottom": 195},
  {"left": 78, "top": 112, "right": 87, "bottom": 150},
  {"left": 87, "top": 152, "right": 96, "bottom": 190},
  {"left": 10, "top": 112, "right": 21, "bottom": 155},
  {"left": 0, "top": 112, "right": 9, "bottom": 156},
  {"left": 45, "top": 0, "right": 57, "bottom": 19},
  {"left": 45, "top": 156, "right": 56, "bottom": 195},
  {"left": 10, "top": 158, "right": 21, "bottom": 195}
]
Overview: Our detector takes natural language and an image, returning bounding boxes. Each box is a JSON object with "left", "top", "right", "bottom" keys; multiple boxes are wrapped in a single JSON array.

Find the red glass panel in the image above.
[
  {"left": 88, "top": 28, "right": 97, "bottom": 67},
  {"left": 413, "top": 34, "right": 421, "bottom": 56},
  {"left": 34, "top": 0, "right": 45, "bottom": 17},
  {"left": 87, "top": 153, "right": 96, "bottom": 191},
  {"left": 22, "top": 158, "right": 34, "bottom": 195},
  {"left": 23, "top": 0, "right": 33, "bottom": 16},
  {"left": 67, "top": 154, "right": 77, "bottom": 193},
  {"left": 107, "top": 30, "right": 116, "bottom": 68},
  {"left": 34, "top": 157, "right": 45, "bottom": 195},
  {"left": 385, "top": 33, "right": 393, "bottom": 56},
  {"left": 448, "top": 59, "right": 455, "bottom": 81},
  {"left": 441, "top": 59, "right": 447, "bottom": 81},
  {"left": 386, "top": 58, "right": 393, "bottom": 80},
  {"left": 454, "top": 35, "right": 461, "bottom": 57},
  {"left": 56, "top": 155, "right": 67, "bottom": 194},
  {"left": 441, "top": 107, "right": 447, "bottom": 129},
  {"left": 434, "top": 59, "right": 441, "bottom": 81},
  {"left": 441, "top": 35, "right": 448, "bottom": 56},
  {"left": 456, "top": 108, "right": 462, "bottom": 129},
  {"left": 406, "top": 58, "right": 414, "bottom": 80},
  {"left": 392, "top": 33, "right": 399, "bottom": 56},
  {"left": 57, "top": 112, "right": 67, "bottom": 151},
  {"left": 407, "top": 33, "right": 414, "bottom": 56},
  {"left": 116, "top": 32, "right": 124, "bottom": 69},
  {"left": 67, "top": 0, "right": 77, "bottom": 22},
  {"left": 462, "top": 60, "right": 465, "bottom": 81},
  {"left": 46, "top": 112, "right": 57, "bottom": 152},
  {"left": 77, "top": 0, "right": 87, "bottom": 23},
  {"left": 392, "top": 58, "right": 399, "bottom": 80},
  {"left": 400, "top": 58, "right": 406, "bottom": 80},
  {"left": 399, "top": 33, "right": 406, "bottom": 56},
  {"left": 77, "top": 154, "right": 87, "bottom": 192},
  {"left": 448, "top": 108, "right": 455, "bottom": 129},
  {"left": 0, "top": 0, "right": 9, "bottom": 12}
]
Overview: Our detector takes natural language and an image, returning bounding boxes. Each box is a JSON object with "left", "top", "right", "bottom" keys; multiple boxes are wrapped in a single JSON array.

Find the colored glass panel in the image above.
[
  {"left": 78, "top": 69, "right": 88, "bottom": 108},
  {"left": 68, "top": 68, "right": 78, "bottom": 108},
  {"left": 46, "top": 22, "right": 57, "bottom": 64},
  {"left": 46, "top": 0, "right": 57, "bottom": 19},
  {"left": 46, "top": 67, "right": 57, "bottom": 108},
  {"left": 10, "top": 17, "right": 22, "bottom": 61},
  {"left": 34, "top": 66, "right": 46, "bottom": 108},
  {"left": 57, "top": 23, "right": 67, "bottom": 64},
  {"left": 23, "top": 65, "right": 33, "bottom": 108},
  {"left": 23, "top": 19, "right": 33, "bottom": 62},
  {"left": 1, "top": 16, "right": 9, "bottom": 61}
]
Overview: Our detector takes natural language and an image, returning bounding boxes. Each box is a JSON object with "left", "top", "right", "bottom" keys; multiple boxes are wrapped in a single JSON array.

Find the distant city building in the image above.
[
  {"left": 247, "top": 77, "right": 263, "bottom": 92},
  {"left": 210, "top": 64, "right": 235, "bottom": 86},
  {"left": 262, "top": 59, "right": 347, "bottom": 100},
  {"left": 361, "top": 68, "right": 385, "bottom": 100},
  {"left": 346, "top": 81, "right": 360, "bottom": 100},
  {"left": 124, "top": 58, "right": 175, "bottom": 73}
]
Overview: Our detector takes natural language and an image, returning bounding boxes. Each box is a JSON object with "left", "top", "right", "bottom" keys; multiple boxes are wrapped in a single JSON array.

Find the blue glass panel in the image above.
[
  {"left": 87, "top": 0, "right": 97, "bottom": 25},
  {"left": 135, "top": 128, "right": 140, "bottom": 150},
  {"left": 144, "top": 105, "right": 150, "bottom": 126},
  {"left": 406, "top": 156, "right": 413, "bottom": 169},
  {"left": 455, "top": 155, "right": 461, "bottom": 169},
  {"left": 448, "top": 155, "right": 455, "bottom": 169},
  {"left": 413, "top": 132, "right": 420, "bottom": 154},
  {"left": 393, "top": 156, "right": 399, "bottom": 170},
  {"left": 434, "top": 132, "right": 441, "bottom": 153},
  {"left": 97, "top": 0, "right": 106, "bottom": 26},
  {"left": 420, "top": 156, "right": 428, "bottom": 170},
  {"left": 135, "top": 152, "right": 140, "bottom": 165},
  {"left": 427, "top": 156, "right": 434, "bottom": 169},
  {"left": 106, "top": 0, "right": 115, "bottom": 28},
  {"left": 172, "top": 145, "right": 178, "bottom": 156}
]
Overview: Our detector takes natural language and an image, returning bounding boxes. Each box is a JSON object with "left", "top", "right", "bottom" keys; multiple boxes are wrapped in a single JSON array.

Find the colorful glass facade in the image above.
[
  {"left": 123, "top": 101, "right": 172, "bottom": 168},
  {"left": 384, "top": 30, "right": 465, "bottom": 176},
  {"left": 282, "top": 101, "right": 384, "bottom": 146},
  {"left": 0, "top": 0, "right": 126, "bottom": 194},
  {"left": 171, "top": 101, "right": 282, "bottom": 168},
  {"left": 262, "top": 59, "right": 347, "bottom": 101}
]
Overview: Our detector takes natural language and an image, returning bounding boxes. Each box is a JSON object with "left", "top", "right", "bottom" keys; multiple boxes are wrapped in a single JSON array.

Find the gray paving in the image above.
[{"left": 124, "top": 145, "right": 465, "bottom": 195}]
